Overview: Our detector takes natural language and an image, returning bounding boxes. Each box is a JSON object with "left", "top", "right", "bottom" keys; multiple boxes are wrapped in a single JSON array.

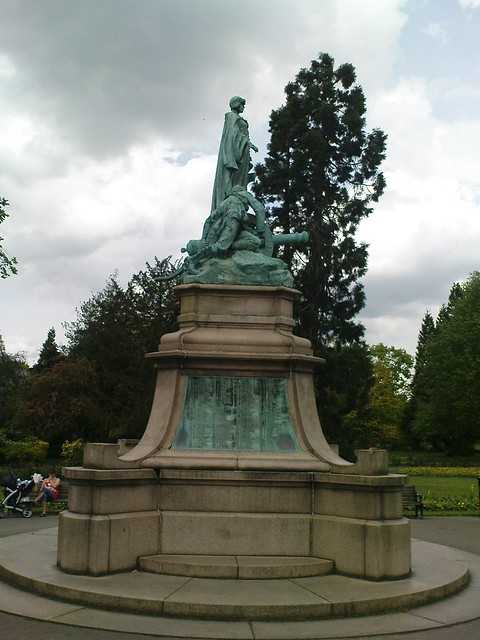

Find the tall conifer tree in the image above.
[
  {"left": 411, "top": 275, "right": 480, "bottom": 453},
  {"left": 35, "top": 327, "right": 62, "bottom": 372},
  {"left": 254, "top": 53, "right": 386, "bottom": 347},
  {"left": 254, "top": 53, "right": 386, "bottom": 450},
  {"left": 435, "top": 282, "right": 463, "bottom": 330},
  {"left": 403, "top": 311, "right": 435, "bottom": 443}
]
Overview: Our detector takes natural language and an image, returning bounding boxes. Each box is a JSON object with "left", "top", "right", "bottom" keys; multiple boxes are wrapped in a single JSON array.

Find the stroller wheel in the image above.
[{"left": 22, "top": 509, "right": 33, "bottom": 518}]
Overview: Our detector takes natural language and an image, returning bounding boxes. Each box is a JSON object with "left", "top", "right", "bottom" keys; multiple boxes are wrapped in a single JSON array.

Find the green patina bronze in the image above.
[
  {"left": 160, "top": 96, "right": 309, "bottom": 287},
  {"left": 173, "top": 376, "right": 301, "bottom": 452},
  {"left": 210, "top": 96, "right": 258, "bottom": 213}
]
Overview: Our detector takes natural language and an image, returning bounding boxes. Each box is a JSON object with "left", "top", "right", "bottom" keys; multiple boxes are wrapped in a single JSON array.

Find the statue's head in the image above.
[{"left": 229, "top": 96, "right": 246, "bottom": 113}]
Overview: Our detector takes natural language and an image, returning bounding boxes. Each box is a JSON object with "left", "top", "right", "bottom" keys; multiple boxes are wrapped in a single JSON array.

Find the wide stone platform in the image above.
[
  {"left": 138, "top": 554, "right": 334, "bottom": 579},
  {"left": 57, "top": 284, "right": 412, "bottom": 583},
  {"left": 59, "top": 462, "right": 411, "bottom": 579},
  {"left": 0, "top": 528, "right": 469, "bottom": 624},
  {"left": 2, "top": 521, "right": 480, "bottom": 639}
]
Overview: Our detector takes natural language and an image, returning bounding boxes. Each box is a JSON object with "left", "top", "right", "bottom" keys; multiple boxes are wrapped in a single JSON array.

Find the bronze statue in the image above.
[
  {"left": 210, "top": 96, "right": 258, "bottom": 212},
  {"left": 160, "top": 96, "right": 309, "bottom": 286}
]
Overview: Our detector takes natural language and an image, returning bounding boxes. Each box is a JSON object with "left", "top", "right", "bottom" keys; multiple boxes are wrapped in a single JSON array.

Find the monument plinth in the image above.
[
  {"left": 120, "top": 283, "right": 348, "bottom": 471},
  {"left": 57, "top": 94, "right": 411, "bottom": 587},
  {"left": 58, "top": 280, "right": 410, "bottom": 580}
]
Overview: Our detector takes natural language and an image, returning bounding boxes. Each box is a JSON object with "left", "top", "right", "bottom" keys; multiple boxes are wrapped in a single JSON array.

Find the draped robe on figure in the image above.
[{"left": 210, "top": 111, "right": 252, "bottom": 212}]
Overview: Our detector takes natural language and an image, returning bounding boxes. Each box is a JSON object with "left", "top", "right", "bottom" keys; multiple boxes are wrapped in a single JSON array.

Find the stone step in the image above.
[
  {"left": 138, "top": 554, "right": 334, "bottom": 579},
  {"left": 0, "top": 531, "right": 472, "bottom": 624}
]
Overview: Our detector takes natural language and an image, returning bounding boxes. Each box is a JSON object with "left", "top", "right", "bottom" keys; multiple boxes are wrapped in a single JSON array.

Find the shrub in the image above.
[
  {"left": 396, "top": 466, "right": 480, "bottom": 477},
  {"left": 390, "top": 451, "right": 480, "bottom": 467},
  {"left": 61, "top": 439, "right": 84, "bottom": 467},
  {"left": 2, "top": 438, "right": 49, "bottom": 463},
  {"left": 423, "top": 494, "right": 478, "bottom": 512}
]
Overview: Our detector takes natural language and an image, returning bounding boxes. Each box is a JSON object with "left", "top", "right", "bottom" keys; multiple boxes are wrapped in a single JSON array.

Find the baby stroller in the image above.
[{"left": 1, "top": 473, "right": 35, "bottom": 518}]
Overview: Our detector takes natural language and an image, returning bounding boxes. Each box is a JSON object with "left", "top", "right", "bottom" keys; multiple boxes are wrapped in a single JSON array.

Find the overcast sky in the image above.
[{"left": 1, "top": 0, "right": 480, "bottom": 362}]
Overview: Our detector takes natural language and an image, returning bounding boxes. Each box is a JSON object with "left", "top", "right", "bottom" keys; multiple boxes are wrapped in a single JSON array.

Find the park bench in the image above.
[{"left": 402, "top": 484, "right": 424, "bottom": 518}]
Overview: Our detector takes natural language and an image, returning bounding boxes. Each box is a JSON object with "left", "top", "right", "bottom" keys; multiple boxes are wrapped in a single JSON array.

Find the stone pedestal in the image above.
[
  {"left": 119, "top": 283, "right": 350, "bottom": 470},
  {"left": 59, "top": 446, "right": 410, "bottom": 580},
  {"left": 58, "top": 284, "right": 411, "bottom": 581}
]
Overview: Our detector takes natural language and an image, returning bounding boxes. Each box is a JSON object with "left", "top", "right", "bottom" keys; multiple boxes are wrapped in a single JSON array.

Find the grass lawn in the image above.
[
  {"left": 407, "top": 475, "right": 478, "bottom": 498},
  {"left": 404, "top": 474, "right": 479, "bottom": 515}
]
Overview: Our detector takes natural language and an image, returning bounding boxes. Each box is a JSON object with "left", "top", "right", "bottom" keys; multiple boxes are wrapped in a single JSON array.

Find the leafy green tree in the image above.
[
  {"left": 65, "top": 275, "right": 146, "bottom": 439},
  {"left": 0, "top": 198, "right": 18, "bottom": 278},
  {"left": 64, "top": 259, "right": 178, "bottom": 439},
  {"left": 254, "top": 53, "right": 386, "bottom": 450},
  {"left": 370, "top": 344, "right": 413, "bottom": 398},
  {"left": 127, "top": 257, "right": 178, "bottom": 352},
  {"left": 14, "top": 357, "right": 103, "bottom": 452},
  {"left": 412, "top": 275, "right": 480, "bottom": 454},
  {"left": 367, "top": 344, "right": 413, "bottom": 447},
  {"left": 0, "top": 335, "right": 29, "bottom": 433},
  {"left": 35, "top": 327, "right": 62, "bottom": 372},
  {"left": 315, "top": 343, "right": 373, "bottom": 456},
  {"left": 8, "top": 258, "right": 177, "bottom": 448},
  {"left": 342, "top": 344, "right": 413, "bottom": 451}
]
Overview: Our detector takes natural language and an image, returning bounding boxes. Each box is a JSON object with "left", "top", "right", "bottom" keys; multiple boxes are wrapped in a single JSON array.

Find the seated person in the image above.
[{"left": 34, "top": 470, "right": 60, "bottom": 516}]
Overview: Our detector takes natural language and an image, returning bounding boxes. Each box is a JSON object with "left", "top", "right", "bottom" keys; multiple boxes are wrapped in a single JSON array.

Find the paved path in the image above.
[
  {"left": 0, "top": 515, "right": 478, "bottom": 639},
  {"left": 0, "top": 513, "right": 57, "bottom": 537}
]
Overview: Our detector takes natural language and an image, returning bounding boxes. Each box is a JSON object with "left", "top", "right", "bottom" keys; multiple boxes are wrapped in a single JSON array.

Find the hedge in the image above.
[
  {"left": 423, "top": 495, "right": 478, "bottom": 512},
  {"left": 394, "top": 466, "right": 480, "bottom": 477}
]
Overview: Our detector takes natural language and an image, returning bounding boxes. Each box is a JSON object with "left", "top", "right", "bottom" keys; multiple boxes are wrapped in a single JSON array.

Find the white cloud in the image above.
[
  {"left": 0, "top": 53, "right": 16, "bottom": 78},
  {"left": 422, "top": 22, "right": 448, "bottom": 44},
  {"left": 2, "top": 1, "right": 477, "bottom": 364},
  {"left": 458, "top": 0, "right": 480, "bottom": 8},
  {"left": 0, "top": 0, "right": 407, "bottom": 158},
  {"left": 359, "top": 77, "right": 480, "bottom": 352},
  {"left": 0, "top": 0, "right": 409, "bottom": 360},
  {"left": 1, "top": 140, "right": 215, "bottom": 360}
]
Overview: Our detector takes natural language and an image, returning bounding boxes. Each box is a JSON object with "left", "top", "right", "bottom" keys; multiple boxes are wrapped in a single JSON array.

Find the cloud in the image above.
[
  {"left": 458, "top": 0, "right": 480, "bottom": 8},
  {"left": 0, "top": 0, "right": 409, "bottom": 360},
  {"left": 1, "top": 141, "right": 215, "bottom": 359},
  {"left": 0, "top": 0, "right": 407, "bottom": 160},
  {"left": 422, "top": 22, "right": 448, "bottom": 44},
  {"left": 3, "top": 1, "right": 477, "bottom": 365},
  {"left": 359, "top": 77, "right": 480, "bottom": 352},
  {"left": 4, "top": 0, "right": 479, "bottom": 367}
]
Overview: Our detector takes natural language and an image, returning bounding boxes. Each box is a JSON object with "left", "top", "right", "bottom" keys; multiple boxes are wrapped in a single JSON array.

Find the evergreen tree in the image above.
[
  {"left": 254, "top": 53, "right": 386, "bottom": 451},
  {"left": 0, "top": 197, "right": 18, "bottom": 279},
  {"left": 403, "top": 311, "right": 435, "bottom": 443},
  {"left": 412, "top": 275, "right": 480, "bottom": 454},
  {"left": 254, "top": 52, "right": 386, "bottom": 347},
  {"left": 435, "top": 282, "right": 463, "bottom": 330},
  {"left": 35, "top": 327, "right": 62, "bottom": 371}
]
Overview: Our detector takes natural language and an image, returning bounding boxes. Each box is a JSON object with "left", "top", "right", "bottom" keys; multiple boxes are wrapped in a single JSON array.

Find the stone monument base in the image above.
[
  {"left": 138, "top": 554, "right": 334, "bottom": 579},
  {"left": 2, "top": 527, "right": 470, "bottom": 624},
  {"left": 58, "top": 444, "right": 410, "bottom": 581}
]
